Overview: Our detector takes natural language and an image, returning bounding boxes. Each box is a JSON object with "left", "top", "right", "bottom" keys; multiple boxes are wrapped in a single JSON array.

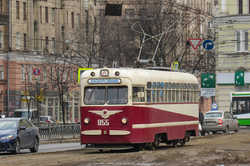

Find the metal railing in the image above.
[{"left": 36, "top": 123, "right": 80, "bottom": 141}]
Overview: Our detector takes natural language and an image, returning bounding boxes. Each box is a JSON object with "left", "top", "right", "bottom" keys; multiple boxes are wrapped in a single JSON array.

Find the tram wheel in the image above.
[
  {"left": 153, "top": 135, "right": 161, "bottom": 149},
  {"left": 178, "top": 139, "right": 185, "bottom": 146},
  {"left": 172, "top": 140, "right": 178, "bottom": 147}
]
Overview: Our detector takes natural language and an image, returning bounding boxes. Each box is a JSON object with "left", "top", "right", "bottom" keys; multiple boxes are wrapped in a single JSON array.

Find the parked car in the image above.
[
  {"left": 12, "top": 109, "right": 38, "bottom": 121},
  {"left": 0, "top": 118, "right": 40, "bottom": 153},
  {"left": 40, "top": 116, "right": 56, "bottom": 124},
  {"left": 202, "top": 110, "right": 239, "bottom": 134}
]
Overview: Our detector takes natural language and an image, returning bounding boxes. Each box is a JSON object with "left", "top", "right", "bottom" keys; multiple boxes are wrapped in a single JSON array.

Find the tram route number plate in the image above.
[{"left": 97, "top": 119, "right": 109, "bottom": 126}]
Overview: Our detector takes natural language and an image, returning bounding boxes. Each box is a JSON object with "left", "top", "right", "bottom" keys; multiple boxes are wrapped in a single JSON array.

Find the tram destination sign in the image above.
[{"left": 88, "top": 78, "right": 121, "bottom": 84}]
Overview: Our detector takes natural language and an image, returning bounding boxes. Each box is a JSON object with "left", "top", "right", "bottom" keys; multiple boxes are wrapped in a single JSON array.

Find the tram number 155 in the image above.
[{"left": 97, "top": 119, "right": 109, "bottom": 126}]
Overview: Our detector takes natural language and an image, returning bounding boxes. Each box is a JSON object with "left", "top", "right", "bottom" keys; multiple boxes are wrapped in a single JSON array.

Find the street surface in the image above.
[
  {"left": 0, "top": 129, "right": 249, "bottom": 166},
  {"left": 15, "top": 142, "right": 83, "bottom": 153}
]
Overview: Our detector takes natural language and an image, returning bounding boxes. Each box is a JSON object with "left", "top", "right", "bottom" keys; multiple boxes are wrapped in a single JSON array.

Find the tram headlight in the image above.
[
  {"left": 121, "top": 117, "right": 128, "bottom": 125},
  {"left": 115, "top": 71, "right": 120, "bottom": 76},
  {"left": 84, "top": 117, "right": 90, "bottom": 124},
  {"left": 90, "top": 72, "right": 95, "bottom": 77}
]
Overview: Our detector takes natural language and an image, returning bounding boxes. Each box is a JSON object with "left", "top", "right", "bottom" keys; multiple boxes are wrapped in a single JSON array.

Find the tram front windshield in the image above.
[{"left": 84, "top": 86, "right": 128, "bottom": 105}]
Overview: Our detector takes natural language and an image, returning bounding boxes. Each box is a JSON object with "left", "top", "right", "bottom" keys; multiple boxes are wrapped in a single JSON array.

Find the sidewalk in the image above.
[{"left": 40, "top": 138, "right": 80, "bottom": 144}]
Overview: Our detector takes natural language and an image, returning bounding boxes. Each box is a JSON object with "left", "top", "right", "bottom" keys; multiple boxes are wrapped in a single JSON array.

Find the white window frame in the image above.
[
  {"left": 235, "top": 30, "right": 248, "bottom": 52},
  {"left": 221, "top": 0, "right": 226, "bottom": 12}
]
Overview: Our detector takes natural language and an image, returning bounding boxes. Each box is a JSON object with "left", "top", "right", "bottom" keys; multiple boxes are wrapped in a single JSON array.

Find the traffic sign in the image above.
[
  {"left": 201, "top": 73, "right": 216, "bottom": 88},
  {"left": 211, "top": 103, "right": 218, "bottom": 111},
  {"left": 235, "top": 70, "right": 244, "bottom": 86},
  {"left": 33, "top": 68, "right": 40, "bottom": 75},
  {"left": 203, "top": 40, "right": 214, "bottom": 50},
  {"left": 201, "top": 88, "right": 216, "bottom": 97},
  {"left": 188, "top": 38, "right": 202, "bottom": 50}
]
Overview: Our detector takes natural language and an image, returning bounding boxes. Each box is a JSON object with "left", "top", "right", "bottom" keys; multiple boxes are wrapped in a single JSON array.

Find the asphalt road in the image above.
[
  {"left": 1, "top": 126, "right": 249, "bottom": 155},
  {"left": 18, "top": 142, "right": 84, "bottom": 153}
]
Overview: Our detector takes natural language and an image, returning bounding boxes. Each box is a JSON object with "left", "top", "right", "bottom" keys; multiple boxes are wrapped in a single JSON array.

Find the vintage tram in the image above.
[{"left": 80, "top": 68, "right": 200, "bottom": 150}]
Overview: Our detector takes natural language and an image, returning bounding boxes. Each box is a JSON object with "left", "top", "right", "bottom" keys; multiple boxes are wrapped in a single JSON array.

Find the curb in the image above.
[{"left": 40, "top": 138, "right": 80, "bottom": 144}]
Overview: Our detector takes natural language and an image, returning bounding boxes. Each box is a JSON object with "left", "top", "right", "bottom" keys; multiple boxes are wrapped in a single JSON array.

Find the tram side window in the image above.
[
  {"left": 147, "top": 90, "right": 151, "bottom": 102},
  {"left": 132, "top": 87, "right": 145, "bottom": 102},
  {"left": 172, "top": 84, "right": 176, "bottom": 102}
]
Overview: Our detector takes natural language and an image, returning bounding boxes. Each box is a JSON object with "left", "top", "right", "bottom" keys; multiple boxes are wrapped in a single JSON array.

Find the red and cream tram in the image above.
[{"left": 80, "top": 68, "right": 200, "bottom": 150}]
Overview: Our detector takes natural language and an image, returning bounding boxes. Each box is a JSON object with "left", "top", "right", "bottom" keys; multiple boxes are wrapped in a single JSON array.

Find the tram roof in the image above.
[{"left": 81, "top": 68, "right": 198, "bottom": 84}]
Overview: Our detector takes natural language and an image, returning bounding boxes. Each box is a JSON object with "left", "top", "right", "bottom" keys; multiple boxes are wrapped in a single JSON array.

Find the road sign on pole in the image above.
[
  {"left": 188, "top": 38, "right": 202, "bottom": 50},
  {"left": 201, "top": 73, "right": 216, "bottom": 88},
  {"left": 171, "top": 61, "right": 179, "bottom": 71},
  {"left": 203, "top": 40, "right": 214, "bottom": 50},
  {"left": 201, "top": 73, "right": 216, "bottom": 97},
  {"left": 33, "top": 68, "right": 40, "bottom": 75},
  {"left": 235, "top": 70, "right": 244, "bottom": 86}
]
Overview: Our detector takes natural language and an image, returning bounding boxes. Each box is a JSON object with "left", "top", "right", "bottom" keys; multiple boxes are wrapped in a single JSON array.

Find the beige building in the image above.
[{"left": 0, "top": 0, "right": 85, "bottom": 123}]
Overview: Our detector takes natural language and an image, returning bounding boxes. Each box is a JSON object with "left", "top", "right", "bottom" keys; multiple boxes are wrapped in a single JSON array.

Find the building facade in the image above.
[
  {"left": 0, "top": 0, "right": 85, "bottom": 123},
  {"left": 214, "top": 0, "right": 250, "bottom": 115}
]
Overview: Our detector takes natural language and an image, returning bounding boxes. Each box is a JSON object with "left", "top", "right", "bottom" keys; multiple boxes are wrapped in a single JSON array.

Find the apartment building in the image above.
[
  {"left": 214, "top": 0, "right": 250, "bottom": 115},
  {"left": 0, "top": 0, "right": 85, "bottom": 123}
]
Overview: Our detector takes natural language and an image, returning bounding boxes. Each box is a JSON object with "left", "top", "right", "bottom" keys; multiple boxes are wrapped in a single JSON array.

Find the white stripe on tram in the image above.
[{"left": 132, "top": 121, "right": 199, "bottom": 129}]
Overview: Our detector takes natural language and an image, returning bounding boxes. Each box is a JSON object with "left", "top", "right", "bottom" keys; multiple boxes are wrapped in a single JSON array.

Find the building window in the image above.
[
  {"left": 45, "top": 7, "right": 48, "bottom": 23},
  {"left": 23, "top": 2, "right": 27, "bottom": 20},
  {"left": 43, "top": 66, "right": 47, "bottom": 81},
  {"left": 67, "top": 11, "right": 68, "bottom": 24},
  {"left": 214, "top": 0, "right": 218, "bottom": 6},
  {"left": 52, "top": 8, "right": 55, "bottom": 24},
  {"left": 236, "top": 30, "right": 248, "bottom": 52},
  {"left": 52, "top": 37, "right": 55, "bottom": 52},
  {"left": 0, "top": 65, "right": 4, "bottom": 80},
  {"left": 99, "top": 9, "right": 105, "bottom": 16},
  {"left": 28, "top": 65, "right": 32, "bottom": 82},
  {"left": 77, "top": 13, "right": 80, "bottom": 27},
  {"left": 105, "top": 4, "right": 122, "bottom": 16},
  {"left": 239, "top": 0, "right": 243, "bottom": 15},
  {"left": 125, "top": 9, "right": 135, "bottom": 18},
  {"left": 23, "top": 33, "right": 27, "bottom": 49},
  {"left": 0, "top": 0, "right": 3, "bottom": 14},
  {"left": 45, "top": 36, "right": 49, "bottom": 49},
  {"left": 16, "top": 32, "right": 21, "bottom": 49},
  {"left": 21, "top": 64, "right": 25, "bottom": 80},
  {"left": 249, "top": 0, "right": 250, "bottom": 14},
  {"left": 221, "top": 0, "right": 226, "bottom": 12},
  {"left": 40, "top": 6, "right": 42, "bottom": 23},
  {"left": 0, "top": 31, "right": 2, "bottom": 48},
  {"left": 16, "top": 1, "right": 20, "bottom": 19},
  {"left": 71, "top": 12, "right": 74, "bottom": 28}
]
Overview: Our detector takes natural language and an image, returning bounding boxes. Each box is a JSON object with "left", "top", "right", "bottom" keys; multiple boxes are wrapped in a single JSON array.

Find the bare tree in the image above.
[
  {"left": 44, "top": 54, "right": 78, "bottom": 124},
  {"left": 21, "top": 64, "right": 47, "bottom": 124}
]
